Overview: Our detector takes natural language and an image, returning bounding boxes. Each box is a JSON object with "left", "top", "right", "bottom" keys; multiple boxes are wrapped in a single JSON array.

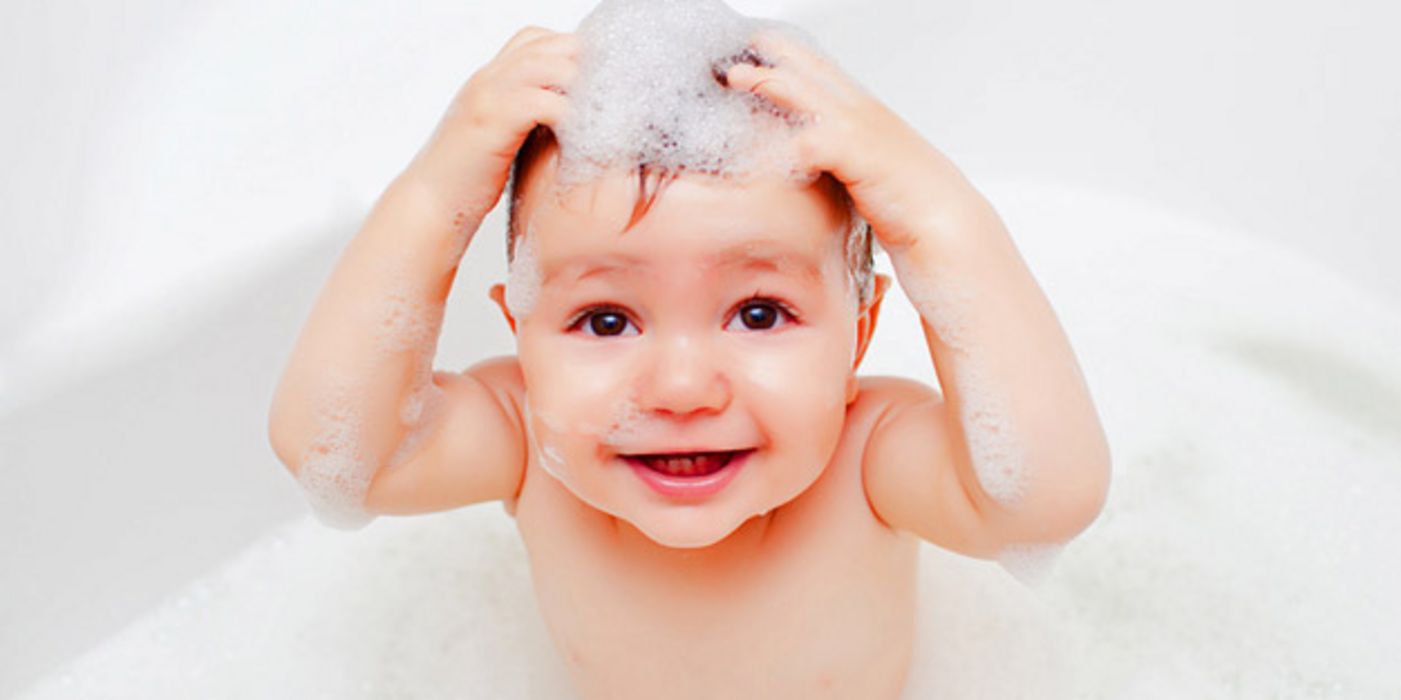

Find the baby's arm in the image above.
[
  {"left": 862, "top": 177, "right": 1112, "bottom": 559},
  {"left": 714, "top": 29, "right": 1109, "bottom": 558},
  {"left": 266, "top": 27, "right": 579, "bottom": 523}
]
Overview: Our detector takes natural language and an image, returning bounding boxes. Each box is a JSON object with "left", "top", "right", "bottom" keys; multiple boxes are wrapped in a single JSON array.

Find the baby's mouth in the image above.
[{"left": 622, "top": 450, "right": 753, "bottom": 477}]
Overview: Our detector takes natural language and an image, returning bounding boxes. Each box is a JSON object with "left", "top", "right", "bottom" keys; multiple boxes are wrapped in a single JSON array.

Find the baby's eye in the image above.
[
  {"left": 571, "top": 307, "right": 639, "bottom": 337},
  {"left": 726, "top": 298, "right": 797, "bottom": 332}
]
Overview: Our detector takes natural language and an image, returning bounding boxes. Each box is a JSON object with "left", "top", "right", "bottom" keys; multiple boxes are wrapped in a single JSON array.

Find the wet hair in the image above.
[{"left": 504, "top": 124, "right": 875, "bottom": 306}]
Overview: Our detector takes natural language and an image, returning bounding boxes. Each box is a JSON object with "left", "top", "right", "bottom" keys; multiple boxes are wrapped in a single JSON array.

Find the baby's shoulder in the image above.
[
  {"left": 769, "top": 375, "right": 940, "bottom": 537},
  {"left": 462, "top": 354, "right": 526, "bottom": 412},
  {"left": 849, "top": 375, "right": 942, "bottom": 426},
  {"left": 837, "top": 375, "right": 942, "bottom": 465}
]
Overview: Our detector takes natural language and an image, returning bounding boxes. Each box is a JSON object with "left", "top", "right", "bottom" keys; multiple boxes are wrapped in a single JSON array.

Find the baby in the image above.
[{"left": 268, "top": 1, "right": 1111, "bottom": 697}]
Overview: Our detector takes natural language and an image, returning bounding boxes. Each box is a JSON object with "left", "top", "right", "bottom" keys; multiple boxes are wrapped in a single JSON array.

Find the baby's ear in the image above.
[
  {"left": 488, "top": 283, "right": 517, "bottom": 335},
  {"left": 851, "top": 273, "right": 893, "bottom": 370},
  {"left": 865, "top": 273, "right": 893, "bottom": 312}
]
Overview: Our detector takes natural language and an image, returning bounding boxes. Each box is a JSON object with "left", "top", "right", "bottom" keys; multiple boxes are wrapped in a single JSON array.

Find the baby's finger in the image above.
[
  {"left": 518, "top": 31, "right": 582, "bottom": 62},
  {"left": 508, "top": 55, "right": 580, "bottom": 95},
  {"left": 726, "top": 63, "right": 814, "bottom": 117},
  {"left": 749, "top": 30, "right": 833, "bottom": 76},
  {"left": 498, "top": 25, "right": 556, "bottom": 57},
  {"left": 752, "top": 30, "right": 863, "bottom": 103},
  {"left": 524, "top": 88, "right": 572, "bottom": 128}
]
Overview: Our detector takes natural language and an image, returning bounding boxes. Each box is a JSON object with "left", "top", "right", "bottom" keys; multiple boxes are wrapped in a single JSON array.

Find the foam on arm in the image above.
[
  {"left": 886, "top": 193, "right": 1111, "bottom": 567},
  {"left": 267, "top": 177, "right": 477, "bottom": 529}
]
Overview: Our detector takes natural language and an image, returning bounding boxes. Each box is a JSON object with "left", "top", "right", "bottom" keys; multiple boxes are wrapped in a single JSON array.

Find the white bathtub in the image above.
[{"left": 3, "top": 0, "right": 1399, "bottom": 697}]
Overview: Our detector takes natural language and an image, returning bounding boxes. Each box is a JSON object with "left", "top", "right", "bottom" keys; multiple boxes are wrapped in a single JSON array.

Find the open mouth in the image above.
[{"left": 622, "top": 450, "right": 752, "bottom": 478}]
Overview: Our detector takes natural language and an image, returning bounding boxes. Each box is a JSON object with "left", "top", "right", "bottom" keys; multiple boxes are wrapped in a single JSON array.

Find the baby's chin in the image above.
[
  {"left": 613, "top": 500, "right": 772, "bottom": 550},
  {"left": 534, "top": 464, "right": 749, "bottom": 548},
  {"left": 629, "top": 516, "right": 742, "bottom": 550}
]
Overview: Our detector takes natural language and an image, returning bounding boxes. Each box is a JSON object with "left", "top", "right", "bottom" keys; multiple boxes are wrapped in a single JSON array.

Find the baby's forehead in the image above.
[
  {"left": 515, "top": 169, "right": 852, "bottom": 290},
  {"left": 523, "top": 162, "right": 849, "bottom": 236},
  {"left": 536, "top": 234, "right": 834, "bottom": 288}
]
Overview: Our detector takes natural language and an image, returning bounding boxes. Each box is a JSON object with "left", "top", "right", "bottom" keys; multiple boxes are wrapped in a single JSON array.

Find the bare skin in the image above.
[
  {"left": 495, "top": 356, "right": 923, "bottom": 699},
  {"left": 268, "top": 25, "right": 1111, "bottom": 699}
]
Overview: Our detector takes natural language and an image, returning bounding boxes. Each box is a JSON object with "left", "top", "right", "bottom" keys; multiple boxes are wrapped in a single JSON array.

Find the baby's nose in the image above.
[{"left": 639, "top": 334, "right": 731, "bottom": 418}]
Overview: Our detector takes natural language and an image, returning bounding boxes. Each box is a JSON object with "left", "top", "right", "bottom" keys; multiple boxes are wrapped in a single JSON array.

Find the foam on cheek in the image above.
[
  {"left": 522, "top": 396, "right": 569, "bottom": 483},
  {"left": 539, "top": 443, "right": 568, "bottom": 480},
  {"left": 505, "top": 227, "right": 541, "bottom": 320},
  {"left": 889, "top": 252, "right": 1030, "bottom": 508},
  {"left": 556, "top": 0, "right": 832, "bottom": 186},
  {"left": 596, "top": 394, "right": 659, "bottom": 449}
]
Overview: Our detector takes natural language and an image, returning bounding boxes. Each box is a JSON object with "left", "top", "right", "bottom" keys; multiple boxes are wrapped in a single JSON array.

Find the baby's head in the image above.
[
  {"left": 488, "top": 127, "right": 892, "bottom": 549},
  {"left": 485, "top": 0, "right": 891, "bottom": 549}
]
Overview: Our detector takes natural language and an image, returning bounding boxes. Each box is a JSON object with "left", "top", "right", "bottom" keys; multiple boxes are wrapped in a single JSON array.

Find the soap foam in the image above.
[
  {"left": 995, "top": 541, "right": 1065, "bottom": 588},
  {"left": 514, "top": 0, "right": 878, "bottom": 310},
  {"left": 598, "top": 394, "right": 656, "bottom": 449},
  {"left": 294, "top": 374, "right": 376, "bottom": 530},
  {"left": 504, "top": 224, "right": 542, "bottom": 320},
  {"left": 377, "top": 271, "right": 449, "bottom": 466},
  {"left": 539, "top": 443, "right": 568, "bottom": 482},
  {"left": 386, "top": 374, "right": 446, "bottom": 472},
  {"left": 554, "top": 0, "right": 823, "bottom": 189},
  {"left": 887, "top": 251, "right": 1030, "bottom": 507},
  {"left": 954, "top": 358, "right": 1030, "bottom": 507},
  {"left": 823, "top": 220, "right": 863, "bottom": 311},
  {"left": 293, "top": 254, "right": 451, "bottom": 528},
  {"left": 22, "top": 178, "right": 1401, "bottom": 700},
  {"left": 522, "top": 396, "right": 568, "bottom": 482},
  {"left": 845, "top": 217, "right": 876, "bottom": 307},
  {"left": 888, "top": 251, "right": 976, "bottom": 354},
  {"left": 372, "top": 278, "right": 436, "bottom": 355}
]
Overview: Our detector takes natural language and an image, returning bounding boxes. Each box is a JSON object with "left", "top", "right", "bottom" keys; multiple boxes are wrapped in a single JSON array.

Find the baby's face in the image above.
[{"left": 491, "top": 153, "right": 876, "bottom": 549}]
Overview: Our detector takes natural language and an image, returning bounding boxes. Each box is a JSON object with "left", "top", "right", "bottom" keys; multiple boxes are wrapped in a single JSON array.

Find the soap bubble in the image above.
[{"left": 554, "top": 0, "right": 828, "bottom": 188}]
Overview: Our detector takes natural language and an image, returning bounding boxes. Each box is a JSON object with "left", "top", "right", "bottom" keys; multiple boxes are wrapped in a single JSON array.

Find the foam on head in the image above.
[
  {"left": 509, "top": 0, "right": 878, "bottom": 310},
  {"left": 554, "top": 0, "right": 821, "bottom": 188}
]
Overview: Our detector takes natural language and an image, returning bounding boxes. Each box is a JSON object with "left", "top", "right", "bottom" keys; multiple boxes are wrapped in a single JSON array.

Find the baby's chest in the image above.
[{"left": 513, "top": 470, "right": 919, "bottom": 697}]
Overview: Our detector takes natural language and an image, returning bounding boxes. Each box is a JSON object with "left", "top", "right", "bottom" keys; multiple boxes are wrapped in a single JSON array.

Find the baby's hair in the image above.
[{"left": 504, "top": 124, "right": 875, "bottom": 306}]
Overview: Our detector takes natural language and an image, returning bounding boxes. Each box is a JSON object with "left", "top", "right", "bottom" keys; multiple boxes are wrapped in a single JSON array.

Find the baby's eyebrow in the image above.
[
  {"left": 542, "top": 253, "right": 644, "bottom": 286},
  {"left": 543, "top": 242, "right": 825, "bottom": 286},
  {"left": 718, "top": 247, "right": 824, "bottom": 284}
]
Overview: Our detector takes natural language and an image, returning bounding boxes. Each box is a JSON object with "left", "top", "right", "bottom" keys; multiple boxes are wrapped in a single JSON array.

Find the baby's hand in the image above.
[
  {"left": 722, "top": 31, "right": 979, "bottom": 253},
  {"left": 406, "top": 26, "right": 581, "bottom": 217}
]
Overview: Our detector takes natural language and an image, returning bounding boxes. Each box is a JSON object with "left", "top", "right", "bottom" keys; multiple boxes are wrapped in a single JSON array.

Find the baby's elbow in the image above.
[
  {"left": 996, "top": 456, "right": 1111, "bottom": 550},
  {"left": 266, "top": 401, "right": 306, "bottom": 478},
  {"left": 1051, "top": 456, "right": 1112, "bottom": 542}
]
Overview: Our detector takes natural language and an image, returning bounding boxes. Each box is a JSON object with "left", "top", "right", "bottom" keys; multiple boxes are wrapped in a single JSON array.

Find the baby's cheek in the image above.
[
  {"left": 736, "top": 333, "right": 852, "bottom": 411},
  {"left": 534, "top": 362, "right": 629, "bottom": 434},
  {"left": 733, "top": 339, "right": 850, "bottom": 470},
  {"left": 521, "top": 350, "right": 644, "bottom": 475}
]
